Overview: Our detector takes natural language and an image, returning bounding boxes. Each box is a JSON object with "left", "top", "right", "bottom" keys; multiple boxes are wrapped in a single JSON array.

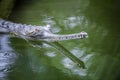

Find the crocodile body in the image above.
[{"left": 0, "top": 18, "right": 88, "bottom": 42}]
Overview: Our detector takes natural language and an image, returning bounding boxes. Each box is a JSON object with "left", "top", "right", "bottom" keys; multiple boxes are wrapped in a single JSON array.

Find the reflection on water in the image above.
[
  {"left": 0, "top": 35, "right": 17, "bottom": 80},
  {"left": 45, "top": 52, "right": 57, "bottom": 57}
]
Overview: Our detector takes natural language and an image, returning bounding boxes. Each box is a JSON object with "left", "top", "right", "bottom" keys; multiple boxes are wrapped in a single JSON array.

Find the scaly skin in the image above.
[{"left": 0, "top": 18, "right": 88, "bottom": 42}]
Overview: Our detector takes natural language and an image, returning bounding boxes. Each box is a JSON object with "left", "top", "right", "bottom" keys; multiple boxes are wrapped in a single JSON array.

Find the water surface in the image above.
[{"left": 0, "top": 0, "right": 120, "bottom": 80}]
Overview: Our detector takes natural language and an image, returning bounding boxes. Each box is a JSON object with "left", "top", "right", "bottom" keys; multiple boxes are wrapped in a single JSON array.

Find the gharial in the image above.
[{"left": 0, "top": 18, "right": 88, "bottom": 42}]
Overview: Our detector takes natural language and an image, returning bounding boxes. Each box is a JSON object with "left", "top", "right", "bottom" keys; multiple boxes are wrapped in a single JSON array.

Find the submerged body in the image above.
[{"left": 0, "top": 18, "right": 88, "bottom": 42}]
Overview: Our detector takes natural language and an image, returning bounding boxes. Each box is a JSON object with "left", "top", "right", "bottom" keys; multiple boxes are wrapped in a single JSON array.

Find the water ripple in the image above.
[{"left": 0, "top": 34, "right": 17, "bottom": 80}]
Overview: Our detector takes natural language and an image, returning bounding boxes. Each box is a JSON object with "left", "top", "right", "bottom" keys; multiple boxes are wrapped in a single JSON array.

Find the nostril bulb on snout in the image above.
[{"left": 80, "top": 31, "right": 88, "bottom": 38}]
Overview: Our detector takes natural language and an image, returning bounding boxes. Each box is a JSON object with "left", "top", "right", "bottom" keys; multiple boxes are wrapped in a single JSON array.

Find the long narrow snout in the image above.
[{"left": 38, "top": 31, "right": 88, "bottom": 42}]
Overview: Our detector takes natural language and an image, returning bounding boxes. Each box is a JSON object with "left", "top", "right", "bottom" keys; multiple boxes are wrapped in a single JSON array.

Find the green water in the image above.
[{"left": 0, "top": 0, "right": 120, "bottom": 80}]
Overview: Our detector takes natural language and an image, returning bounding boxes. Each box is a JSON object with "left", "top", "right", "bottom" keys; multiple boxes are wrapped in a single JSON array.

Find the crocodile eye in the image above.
[{"left": 35, "top": 29, "right": 40, "bottom": 32}]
